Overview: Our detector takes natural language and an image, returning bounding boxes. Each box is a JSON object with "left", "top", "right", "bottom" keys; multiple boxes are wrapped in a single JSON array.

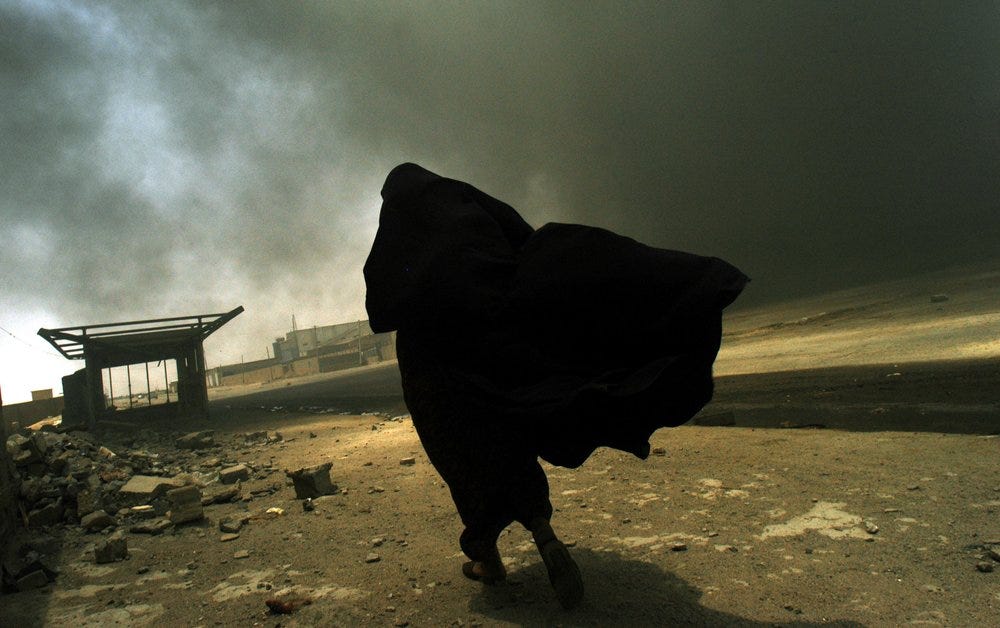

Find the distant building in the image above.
[{"left": 31, "top": 389, "right": 54, "bottom": 401}]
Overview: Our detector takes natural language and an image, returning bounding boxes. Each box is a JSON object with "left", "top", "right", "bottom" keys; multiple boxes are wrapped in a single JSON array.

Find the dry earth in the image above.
[{"left": 3, "top": 264, "right": 999, "bottom": 626}]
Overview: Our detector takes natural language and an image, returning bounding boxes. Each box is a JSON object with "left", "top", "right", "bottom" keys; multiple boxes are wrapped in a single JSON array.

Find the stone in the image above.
[
  {"left": 219, "top": 464, "right": 251, "bottom": 484},
  {"left": 986, "top": 548, "right": 1000, "bottom": 562},
  {"left": 130, "top": 518, "right": 173, "bottom": 535},
  {"left": 219, "top": 518, "right": 245, "bottom": 533},
  {"left": 399, "top": 457, "right": 416, "bottom": 466},
  {"left": 365, "top": 553, "right": 381, "bottom": 563},
  {"left": 175, "top": 430, "right": 215, "bottom": 450},
  {"left": 670, "top": 542, "right": 688, "bottom": 552},
  {"left": 81, "top": 510, "right": 116, "bottom": 531},
  {"left": 16, "top": 569, "right": 50, "bottom": 591},
  {"left": 864, "top": 521, "right": 880, "bottom": 535},
  {"left": 285, "top": 463, "right": 337, "bottom": 499},
  {"left": 94, "top": 531, "right": 128, "bottom": 564},
  {"left": 220, "top": 533, "right": 240, "bottom": 542},
  {"left": 27, "top": 502, "right": 64, "bottom": 528},
  {"left": 119, "top": 475, "right": 185, "bottom": 503},
  {"left": 651, "top": 447, "right": 667, "bottom": 456},
  {"left": 75, "top": 486, "right": 102, "bottom": 517},
  {"left": 166, "top": 485, "right": 204, "bottom": 524},
  {"left": 233, "top": 550, "right": 250, "bottom": 559},
  {"left": 975, "top": 561, "right": 994, "bottom": 573},
  {"left": 201, "top": 485, "right": 240, "bottom": 505}
]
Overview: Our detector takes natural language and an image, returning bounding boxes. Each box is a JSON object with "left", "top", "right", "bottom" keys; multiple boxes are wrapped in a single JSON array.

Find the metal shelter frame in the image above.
[{"left": 38, "top": 306, "right": 243, "bottom": 428}]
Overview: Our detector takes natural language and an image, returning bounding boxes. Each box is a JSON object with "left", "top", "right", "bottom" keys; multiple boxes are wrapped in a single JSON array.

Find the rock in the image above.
[
  {"left": 220, "top": 464, "right": 251, "bottom": 484},
  {"left": 94, "top": 531, "right": 128, "bottom": 564},
  {"left": 16, "top": 569, "right": 50, "bottom": 591},
  {"left": 988, "top": 548, "right": 1000, "bottom": 562},
  {"left": 651, "top": 447, "right": 667, "bottom": 456},
  {"left": 930, "top": 294, "right": 949, "bottom": 303},
  {"left": 119, "top": 475, "right": 185, "bottom": 503},
  {"left": 365, "top": 553, "right": 381, "bottom": 563},
  {"left": 670, "top": 542, "right": 688, "bottom": 552},
  {"left": 75, "top": 486, "right": 102, "bottom": 518},
  {"left": 176, "top": 430, "right": 215, "bottom": 450},
  {"left": 220, "top": 533, "right": 240, "bottom": 542},
  {"left": 864, "top": 521, "right": 880, "bottom": 535},
  {"left": 285, "top": 463, "right": 337, "bottom": 499},
  {"left": 27, "top": 501, "right": 64, "bottom": 528},
  {"left": 399, "top": 457, "right": 416, "bottom": 466},
  {"left": 219, "top": 517, "right": 245, "bottom": 533},
  {"left": 233, "top": 550, "right": 250, "bottom": 559},
  {"left": 166, "top": 485, "right": 204, "bottom": 524},
  {"left": 372, "top": 537, "right": 385, "bottom": 547},
  {"left": 130, "top": 518, "right": 173, "bottom": 535},
  {"left": 975, "top": 561, "right": 994, "bottom": 573},
  {"left": 201, "top": 485, "right": 240, "bottom": 505},
  {"left": 81, "top": 510, "right": 116, "bottom": 532},
  {"left": 303, "top": 498, "right": 315, "bottom": 512}
]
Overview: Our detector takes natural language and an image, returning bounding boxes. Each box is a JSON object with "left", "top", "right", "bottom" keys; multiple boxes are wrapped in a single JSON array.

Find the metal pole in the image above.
[
  {"left": 145, "top": 361, "right": 152, "bottom": 406},
  {"left": 107, "top": 368, "right": 114, "bottom": 409},
  {"left": 127, "top": 363, "right": 133, "bottom": 409}
]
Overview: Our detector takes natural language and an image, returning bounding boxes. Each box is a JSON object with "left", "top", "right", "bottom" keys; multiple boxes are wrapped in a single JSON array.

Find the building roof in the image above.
[{"left": 38, "top": 306, "right": 243, "bottom": 366}]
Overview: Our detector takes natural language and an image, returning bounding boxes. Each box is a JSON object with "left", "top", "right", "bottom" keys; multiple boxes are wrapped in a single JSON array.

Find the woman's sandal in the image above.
[
  {"left": 462, "top": 559, "right": 506, "bottom": 585},
  {"left": 531, "top": 519, "right": 584, "bottom": 609}
]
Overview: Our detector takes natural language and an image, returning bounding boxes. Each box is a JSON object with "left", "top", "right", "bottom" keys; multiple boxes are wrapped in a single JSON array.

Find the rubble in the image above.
[
  {"left": 119, "top": 475, "right": 186, "bottom": 504},
  {"left": 219, "top": 464, "right": 251, "bottom": 484},
  {"left": 94, "top": 531, "right": 128, "bottom": 564},
  {"left": 130, "top": 518, "right": 173, "bottom": 535},
  {"left": 175, "top": 430, "right": 215, "bottom": 450},
  {"left": 285, "top": 463, "right": 338, "bottom": 499},
  {"left": 80, "top": 510, "right": 116, "bottom": 532},
  {"left": 399, "top": 457, "right": 416, "bottom": 466},
  {"left": 165, "top": 485, "right": 204, "bottom": 524}
]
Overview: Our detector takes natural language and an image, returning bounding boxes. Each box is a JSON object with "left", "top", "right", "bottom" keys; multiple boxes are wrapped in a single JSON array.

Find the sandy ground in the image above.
[{"left": 3, "top": 264, "right": 999, "bottom": 626}]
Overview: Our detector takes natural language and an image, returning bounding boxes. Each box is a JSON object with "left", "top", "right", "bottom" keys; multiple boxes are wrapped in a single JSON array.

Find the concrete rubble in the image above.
[
  {"left": 2, "top": 420, "right": 328, "bottom": 594},
  {"left": 285, "top": 462, "right": 338, "bottom": 499}
]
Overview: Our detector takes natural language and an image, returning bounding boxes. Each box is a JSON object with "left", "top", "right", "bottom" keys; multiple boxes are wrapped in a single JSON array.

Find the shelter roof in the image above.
[{"left": 38, "top": 306, "right": 243, "bottom": 366}]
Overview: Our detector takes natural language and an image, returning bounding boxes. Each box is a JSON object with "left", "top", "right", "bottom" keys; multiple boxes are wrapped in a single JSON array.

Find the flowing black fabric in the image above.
[{"left": 364, "top": 162, "right": 748, "bottom": 469}]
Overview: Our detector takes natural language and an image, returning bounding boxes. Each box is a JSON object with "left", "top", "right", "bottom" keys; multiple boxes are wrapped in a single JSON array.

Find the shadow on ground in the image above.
[{"left": 468, "top": 549, "right": 864, "bottom": 627}]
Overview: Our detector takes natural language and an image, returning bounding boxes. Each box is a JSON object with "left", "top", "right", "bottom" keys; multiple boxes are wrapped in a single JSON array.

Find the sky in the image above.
[{"left": 1, "top": 1, "right": 998, "bottom": 403}]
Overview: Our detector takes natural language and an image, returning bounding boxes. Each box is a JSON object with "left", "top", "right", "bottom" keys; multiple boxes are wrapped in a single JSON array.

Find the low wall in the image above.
[{"left": 2, "top": 397, "right": 64, "bottom": 431}]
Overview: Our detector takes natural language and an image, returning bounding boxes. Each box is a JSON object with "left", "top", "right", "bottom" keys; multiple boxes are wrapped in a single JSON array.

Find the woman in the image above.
[{"left": 364, "top": 163, "right": 747, "bottom": 609}]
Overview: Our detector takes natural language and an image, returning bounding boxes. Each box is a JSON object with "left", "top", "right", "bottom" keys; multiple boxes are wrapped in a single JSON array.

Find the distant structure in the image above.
[
  {"left": 206, "top": 319, "right": 395, "bottom": 388},
  {"left": 38, "top": 307, "right": 243, "bottom": 428}
]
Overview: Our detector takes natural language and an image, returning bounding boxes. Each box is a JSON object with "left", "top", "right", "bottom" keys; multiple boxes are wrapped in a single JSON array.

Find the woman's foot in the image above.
[
  {"left": 461, "top": 548, "right": 506, "bottom": 585},
  {"left": 530, "top": 518, "right": 584, "bottom": 609}
]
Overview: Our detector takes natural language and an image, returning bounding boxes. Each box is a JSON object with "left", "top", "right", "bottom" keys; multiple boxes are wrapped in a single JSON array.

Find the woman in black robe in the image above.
[{"left": 364, "top": 163, "right": 747, "bottom": 609}]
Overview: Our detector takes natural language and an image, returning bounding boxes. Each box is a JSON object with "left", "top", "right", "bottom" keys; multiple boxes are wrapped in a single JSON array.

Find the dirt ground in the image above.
[
  {"left": 2, "top": 390, "right": 998, "bottom": 627},
  {"left": 3, "top": 267, "right": 999, "bottom": 626}
]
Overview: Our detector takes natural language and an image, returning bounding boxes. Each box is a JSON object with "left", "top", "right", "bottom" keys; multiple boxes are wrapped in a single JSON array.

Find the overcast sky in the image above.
[{"left": 2, "top": 1, "right": 998, "bottom": 403}]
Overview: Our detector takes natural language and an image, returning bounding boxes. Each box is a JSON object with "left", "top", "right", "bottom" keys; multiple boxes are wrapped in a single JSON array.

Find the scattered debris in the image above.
[
  {"left": 166, "top": 485, "right": 204, "bottom": 524},
  {"left": 219, "top": 464, "right": 251, "bottom": 484},
  {"left": 94, "top": 531, "right": 128, "bottom": 564},
  {"left": 399, "top": 457, "right": 416, "bottom": 466},
  {"left": 175, "top": 431, "right": 215, "bottom": 450},
  {"left": 975, "top": 562, "right": 994, "bottom": 573},
  {"left": 365, "top": 553, "right": 381, "bottom": 563},
  {"left": 285, "top": 463, "right": 338, "bottom": 499},
  {"left": 266, "top": 597, "right": 313, "bottom": 614},
  {"left": 80, "top": 510, "right": 116, "bottom": 532}
]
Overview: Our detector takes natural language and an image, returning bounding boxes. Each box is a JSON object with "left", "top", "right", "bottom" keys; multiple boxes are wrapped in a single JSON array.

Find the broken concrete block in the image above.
[
  {"left": 118, "top": 475, "right": 185, "bottom": 504},
  {"left": 94, "top": 531, "right": 128, "bottom": 564},
  {"left": 130, "top": 517, "right": 173, "bottom": 535},
  {"left": 166, "top": 485, "right": 203, "bottom": 524},
  {"left": 81, "top": 510, "right": 116, "bottom": 532},
  {"left": 285, "top": 463, "right": 337, "bottom": 499},
  {"left": 201, "top": 485, "right": 240, "bottom": 505},
  {"left": 75, "top": 486, "right": 102, "bottom": 518},
  {"left": 219, "top": 464, "right": 250, "bottom": 484},
  {"left": 16, "top": 569, "right": 50, "bottom": 591},
  {"left": 176, "top": 430, "right": 215, "bottom": 450},
  {"left": 27, "top": 501, "right": 64, "bottom": 528}
]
